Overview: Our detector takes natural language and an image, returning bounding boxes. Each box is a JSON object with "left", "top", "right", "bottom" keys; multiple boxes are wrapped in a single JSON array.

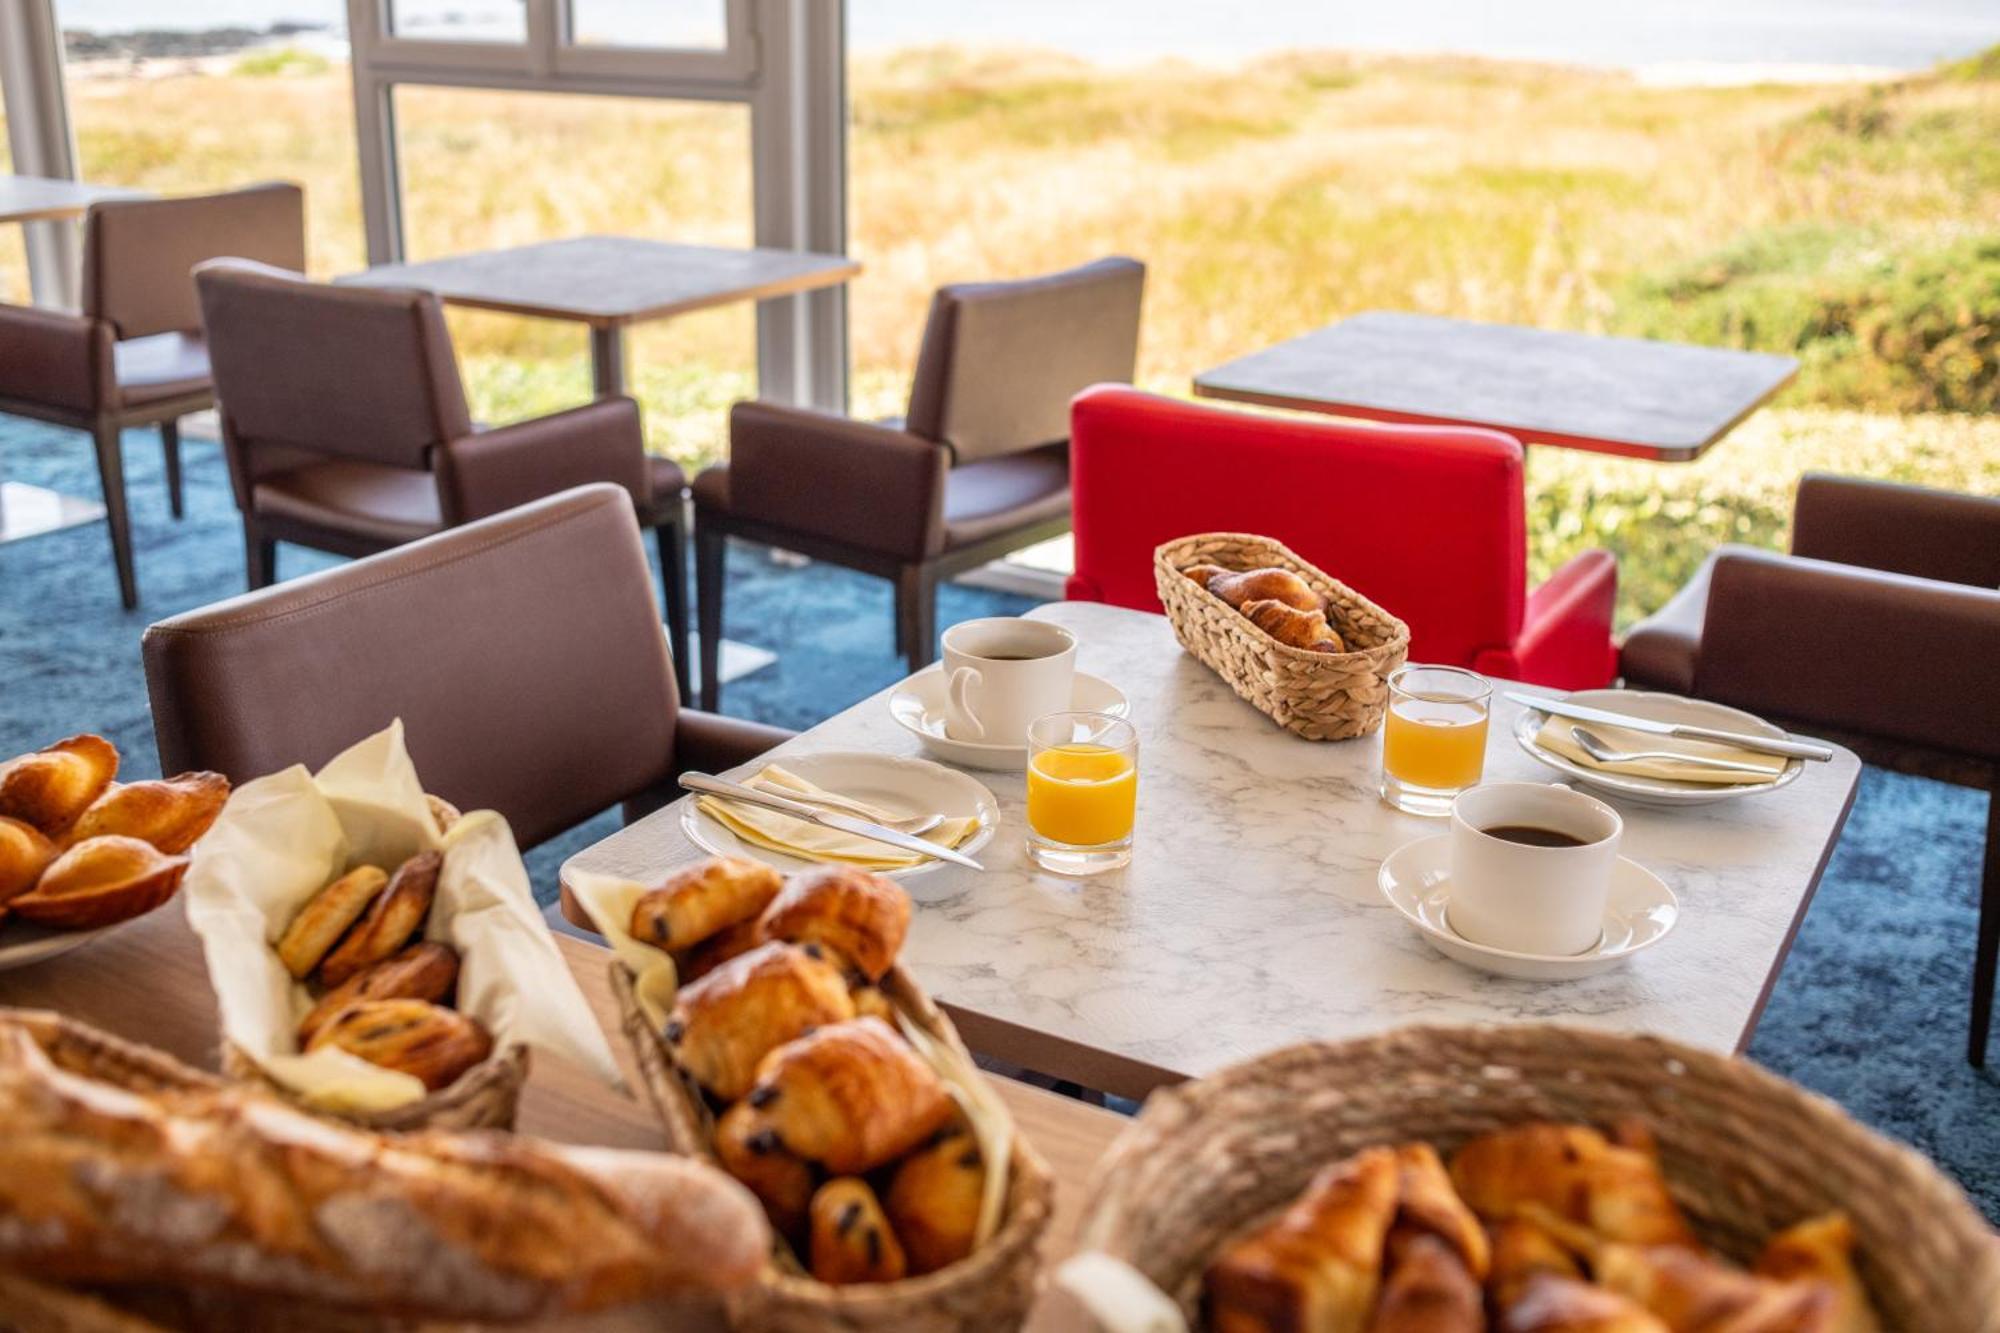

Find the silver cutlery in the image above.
[
  {"left": 1506, "top": 692, "right": 1833, "bottom": 762},
  {"left": 679, "top": 773, "right": 984, "bottom": 871},
  {"left": 743, "top": 775, "right": 946, "bottom": 835},
  {"left": 1570, "top": 726, "right": 1783, "bottom": 777}
]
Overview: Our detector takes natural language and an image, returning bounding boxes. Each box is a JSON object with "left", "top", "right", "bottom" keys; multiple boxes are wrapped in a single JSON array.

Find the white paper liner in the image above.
[
  {"left": 1051, "top": 1253, "right": 1188, "bottom": 1333},
  {"left": 183, "top": 720, "right": 622, "bottom": 1114}
]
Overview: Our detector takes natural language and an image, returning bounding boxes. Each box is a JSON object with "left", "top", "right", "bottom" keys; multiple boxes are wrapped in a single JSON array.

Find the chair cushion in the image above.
[
  {"left": 253, "top": 459, "right": 444, "bottom": 546},
  {"left": 115, "top": 331, "right": 210, "bottom": 408},
  {"left": 943, "top": 443, "right": 1071, "bottom": 550}
]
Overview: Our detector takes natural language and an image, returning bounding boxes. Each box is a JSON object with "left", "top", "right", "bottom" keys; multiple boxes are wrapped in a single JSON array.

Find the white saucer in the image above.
[
  {"left": 1513, "top": 689, "right": 1805, "bottom": 808},
  {"left": 1377, "top": 833, "right": 1678, "bottom": 980},
  {"left": 0, "top": 919, "right": 117, "bottom": 973},
  {"left": 681, "top": 750, "right": 999, "bottom": 878},
  {"left": 889, "top": 665, "right": 1130, "bottom": 770}
]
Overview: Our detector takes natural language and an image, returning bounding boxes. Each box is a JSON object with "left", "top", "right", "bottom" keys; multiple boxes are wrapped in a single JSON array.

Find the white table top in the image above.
[
  {"left": 564, "top": 602, "right": 1862, "bottom": 1097},
  {"left": 0, "top": 174, "right": 143, "bottom": 225},
  {"left": 338, "top": 235, "right": 860, "bottom": 327}
]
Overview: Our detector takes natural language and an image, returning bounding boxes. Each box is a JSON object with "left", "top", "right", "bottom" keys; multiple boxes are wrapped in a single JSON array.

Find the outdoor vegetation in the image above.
[{"left": 3, "top": 42, "right": 1994, "bottom": 623}]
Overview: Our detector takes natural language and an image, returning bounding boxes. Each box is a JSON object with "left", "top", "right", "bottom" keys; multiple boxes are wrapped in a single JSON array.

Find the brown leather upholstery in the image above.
[
  {"left": 0, "top": 305, "right": 114, "bottom": 413},
  {"left": 143, "top": 485, "right": 785, "bottom": 851},
  {"left": 943, "top": 443, "right": 1070, "bottom": 548},
  {"left": 255, "top": 460, "right": 444, "bottom": 547},
  {"left": 905, "top": 257, "right": 1145, "bottom": 464},
  {"left": 85, "top": 182, "right": 305, "bottom": 340},
  {"left": 113, "top": 331, "right": 211, "bottom": 407},
  {"left": 1792, "top": 472, "right": 2000, "bottom": 588}
]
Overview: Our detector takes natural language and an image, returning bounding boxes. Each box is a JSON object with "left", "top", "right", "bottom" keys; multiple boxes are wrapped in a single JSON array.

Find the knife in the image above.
[
  {"left": 1505, "top": 694, "right": 1834, "bottom": 762},
  {"left": 679, "top": 773, "right": 986, "bottom": 871}
]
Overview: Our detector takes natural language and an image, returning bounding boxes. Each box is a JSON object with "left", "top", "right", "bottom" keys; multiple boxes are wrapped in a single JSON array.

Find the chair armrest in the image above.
[
  {"left": 1700, "top": 548, "right": 2000, "bottom": 760},
  {"left": 434, "top": 397, "right": 649, "bottom": 525},
  {"left": 1474, "top": 548, "right": 1618, "bottom": 689},
  {"left": 1618, "top": 549, "right": 1724, "bottom": 694},
  {"left": 1793, "top": 472, "right": 2000, "bottom": 588},
  {"left": 726, "top": 401, "right": 948, "bottom": 560},
  {"left": 0, "top": 305, "right": 113, "bottom": 413},
  {"left": 673, "top": 708, "right": 794, "bottom": 776}
]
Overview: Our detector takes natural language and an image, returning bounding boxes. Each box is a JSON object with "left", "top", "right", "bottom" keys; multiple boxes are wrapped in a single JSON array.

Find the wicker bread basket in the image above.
[
  {"left": 1154, "top": 533, "right": 1410, "bottom": 741},
  {"left": 612, "top": 961, "right": 1055, "bottom": 1332},
  {"left": 1070, "top": 1025, "right": 2000, "bottom": 1332}
]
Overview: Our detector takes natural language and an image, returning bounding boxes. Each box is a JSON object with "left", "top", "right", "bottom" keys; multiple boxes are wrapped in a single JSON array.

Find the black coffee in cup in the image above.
[{"left": 1482, "top": 824, "right": 1589, "bottom": 848}]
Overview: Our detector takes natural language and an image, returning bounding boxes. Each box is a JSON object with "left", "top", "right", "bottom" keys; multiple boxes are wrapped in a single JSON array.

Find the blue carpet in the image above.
[{"left": 2, "top": 420, "right": 1992, "bottom": 1220}]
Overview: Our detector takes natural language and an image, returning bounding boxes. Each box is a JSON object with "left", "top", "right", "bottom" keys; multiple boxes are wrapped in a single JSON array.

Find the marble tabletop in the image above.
[{"left": 565, "top": 602, "right": 1862, "bottom": 1098}]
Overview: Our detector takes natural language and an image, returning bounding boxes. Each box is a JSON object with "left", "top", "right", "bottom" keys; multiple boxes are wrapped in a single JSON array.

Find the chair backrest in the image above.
[
  {"left": 142, "top": 485, "right": 680, "bottom": 849},
  {"left": 196, "top": 258, "right": 472, "bottom": 470},
  {"left": 1792, "top": 472, "right": 2000, "bottom": 590},
  {"left": 1068, "top": 385, "right": 1529, "bottom": 668},
  {"left": 83, "top": 182, "right": 305, "bottom": 340},
  {"left": 905, "top": 256, "right": 1144, "bottom": 464}
]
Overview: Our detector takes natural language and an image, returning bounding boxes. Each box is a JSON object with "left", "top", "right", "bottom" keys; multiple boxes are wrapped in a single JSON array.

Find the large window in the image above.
[{"left": 0, "top": 119, "right": 23, "bottom": 303}]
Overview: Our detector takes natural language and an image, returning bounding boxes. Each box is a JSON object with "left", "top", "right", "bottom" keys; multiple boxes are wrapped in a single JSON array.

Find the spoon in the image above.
[
  {"left": 1569, "top": 726, "right": 1778, "bottom": 775},
  {"left": 743, "top": 776, "right": 946, "bottom": 834}
]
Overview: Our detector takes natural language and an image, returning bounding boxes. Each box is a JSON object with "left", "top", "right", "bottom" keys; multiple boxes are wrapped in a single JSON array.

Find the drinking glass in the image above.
[
  {"left": 1379, "top": 664, "right": 1491, "bottom": 817},
  {"left": 1026, "top": 711, "right": 1138, "bottom": 875}
]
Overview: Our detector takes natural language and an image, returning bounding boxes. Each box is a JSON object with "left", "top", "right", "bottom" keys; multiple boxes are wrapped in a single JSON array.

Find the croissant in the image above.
[
  {"left": 679, "top": 915, "right": 768, "bottom": 983},
  {"left": 1449, "top": 1123, "right": 1696, "bottom": 1248},
  {"left": 1592, "top": 1243, "right": 1838, "bottom": 1333},
  {"left": 0, "top": 734, "right": 118, "bottom": 835},
  {"left": 1242, "top": 598, "right": 1342, "bottom": 652},
  {"left": 809, "top": 1176, "right": 908, "bottom": 1286},
  {"left": 1390, "top": 1141, "right": 1491, "bottom": 1280},
  {"left": 305, "top": 998, "right": 493, "bottom": 1092},
  {"left": 1368, "top": 1233, "right": 1483, "bottom": 1333},
  {"left": 1203, "top": 1145, "right": 1401, "bottom": 1333},
  {"left": 714, "top": 1100, "right": 816, "bottom": 1243},
  {"left": 1501, "top": 1274, "right": 1672, "bottom": 1333},
  {"left": 667, "top": 941, "right": 855, "bottom": 1101},
  {"left": 885, "top": 1123, "right": 985, "bottom": 1274},
  {"left": 278, "top": 864, "right": 390, "bottom": 979},
  {"left": 8, "top": 835, "right": 187, "bottom": 930},
  {"left": 1208, "top": 567, "right": 1325, "bottom": 613},
  {"left": 629, "top": 855, "right": 782, "bottom": 953},
  {"left": 60, "top": 771, "right": 229, "bottom": 855},
  {"left": 1182, "top": 563, "right": 1231, "bottom": 587},
  {"left": 1490, "top": 1216, "right": 1588, "bottom": 1308},
  {"left": 0, "top": 816, "right": 57, "bottom": 908},
  {"left": 298, "top": 941, "right": 460, "bottom": 1046},
  {"left": 318, "top": 851, "right": 440, "bottom": 986},
  {"left": 1754, "top": 1214, "right": 1881, "bottom": 1333},
  {"left": 758, "top": 865, "right": 912, "bottom": 982},
  {"left": 746, "top": 1017, "right": 955, "bottom": 1175}
]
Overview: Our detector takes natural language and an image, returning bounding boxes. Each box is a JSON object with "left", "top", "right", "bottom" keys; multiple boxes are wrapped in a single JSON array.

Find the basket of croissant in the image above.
[
  {"left": 0, "top": 732, "right": 228, "bottom": 952},
  {"left": 1055, "top": 1025, "right": 2000, "bottom": 1332},
  {"left": 567, "top": 856, "right": 1055, "bottom": 1333},
  {"left": 0, "top": 1006, "right": 771, "bottom": 1331},
  {"left": 1154, "top": 533, "right": 1410, "bottom": 741}
]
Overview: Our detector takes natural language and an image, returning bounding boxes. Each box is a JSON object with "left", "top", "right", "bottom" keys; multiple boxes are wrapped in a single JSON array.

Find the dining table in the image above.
[
  {"left": 565, "top": 600, "right": 1863, "bottom": 1100},
  {"left": 1193, "top": 311, "right": 1800, "bottom": 462},
  {"left": 0, "top": 897, "right": 1123, "bottom": 1331}
]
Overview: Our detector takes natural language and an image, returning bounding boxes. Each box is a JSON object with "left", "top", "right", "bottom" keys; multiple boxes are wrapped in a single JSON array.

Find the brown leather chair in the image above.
[
  {"left": 692, "top": 256, "right": 1146, "bottom": 708},
  {"left": 193, "top": 258, "right": 692, "bottom": 696},
  {"left": 142, "top": 484, "right": 787, "bottom": 870},
  {"left": 0, "top": 183, "right": 304, "bottom": 608},
  {"left": 1622, "top": 472, "right": 2000, "bottom": 1065}
]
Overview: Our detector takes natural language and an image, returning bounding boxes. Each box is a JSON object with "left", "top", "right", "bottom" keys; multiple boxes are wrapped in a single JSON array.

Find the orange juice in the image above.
[
  {"left": 1382, "top": 698, "right": 1489, "bottom": 789},
  {"left": 1027, "top": 743, "right": 1138, "bottom": 846}
]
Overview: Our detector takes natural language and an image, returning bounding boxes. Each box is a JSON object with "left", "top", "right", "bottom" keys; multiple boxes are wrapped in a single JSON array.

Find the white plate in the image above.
[
  {"left": 1513, "top": 689, "right": 1805, "bottom": 808},
  {"left": 681, "top": 751, "right": 999, "bottom": 878},
  {"left": 889, "top": 665, "right": 1130, "bottom": 770},
  {"left": 1378, "top": 833, "right": 1678, "bottom": 980},
  {"left": 0, "top": 919, "right": 117, "bottom": 973}
]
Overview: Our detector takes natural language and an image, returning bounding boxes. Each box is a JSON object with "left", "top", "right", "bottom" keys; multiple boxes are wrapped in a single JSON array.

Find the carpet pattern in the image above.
[{"left": 1, "top": 419, "right": 1992, "bottom": 1220}]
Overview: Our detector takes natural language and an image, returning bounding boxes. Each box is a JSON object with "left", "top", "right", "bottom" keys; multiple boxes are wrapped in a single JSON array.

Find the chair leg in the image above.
[
  {"left": 655, "top": 508, "right": 691, "bottom": 704},
  {"left": 244, "top": 519, "right": 276, "bottom": 590},
  {"left": 896, "top": 564, "right": 938, "bottom": 677},
  {"left": 1970, "top": 787, "right": 1998, "bottom": 1068},
  {"left": 160, "top": 419, "right": 184, "bottom": 519},
  {"left": 695, "top": 524, "right": 727, "bottom": 713},
  {"left": 90, "top": 421, "right": 138, "bottom": 610}
]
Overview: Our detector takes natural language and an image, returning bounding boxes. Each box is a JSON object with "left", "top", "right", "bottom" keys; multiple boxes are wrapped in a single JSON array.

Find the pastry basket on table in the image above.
[
  {"left": 1154, "top": 532, "right": 1409, "bottom": 741},
  {"left": 1061, "top": 1025, "right": 2000, "bottom": 1331}
]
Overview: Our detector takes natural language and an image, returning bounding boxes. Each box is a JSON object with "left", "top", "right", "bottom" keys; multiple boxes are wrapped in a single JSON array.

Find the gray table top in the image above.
[
  {"left": 0, "top": 175, "right": 144, "bottom": 225},
  {"left": 1194, "top": 311, "right": 1799, "bottom": 461},
  {"left": 338, "top": 235, "right": 861, "bottom": 327}
]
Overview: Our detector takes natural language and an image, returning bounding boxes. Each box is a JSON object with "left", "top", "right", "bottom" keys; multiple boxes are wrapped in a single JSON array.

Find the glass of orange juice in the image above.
[
  {"left": 1026, "top": 712, "right": 1138, "bottom": 875},
  {"left": 1380, "top": 664, "right": 1491, "bottom": 816}
]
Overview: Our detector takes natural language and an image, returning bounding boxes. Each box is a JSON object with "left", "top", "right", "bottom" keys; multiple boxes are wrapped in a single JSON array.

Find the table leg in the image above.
[{"left": 589, "top": 325, "right": 628, "bottom": 398}]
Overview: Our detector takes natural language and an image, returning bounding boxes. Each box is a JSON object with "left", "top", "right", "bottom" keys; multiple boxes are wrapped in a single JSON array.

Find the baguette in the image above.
[{"left": 0, "top": 1021, "right": 768, "bottom": 1319}]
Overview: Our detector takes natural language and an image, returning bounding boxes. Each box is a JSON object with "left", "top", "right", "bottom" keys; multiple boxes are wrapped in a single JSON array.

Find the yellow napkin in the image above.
[
  {"left": 696, "top": 764, "right": 981, "bottom": 871},
  {"left": 1534, "top": 716, "right": 1788, "bottom": 785}
]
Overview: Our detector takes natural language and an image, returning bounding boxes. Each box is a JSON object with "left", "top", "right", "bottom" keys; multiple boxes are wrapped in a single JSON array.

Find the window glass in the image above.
[
  {"left": 0, "top": 118, "right": 23, "bottom": 303},
  {"left": 390, "top": 0, "right": 526, "bottom": 43},
  {"left": 567, "top": 0, "right": 727, "bottom": 50}
]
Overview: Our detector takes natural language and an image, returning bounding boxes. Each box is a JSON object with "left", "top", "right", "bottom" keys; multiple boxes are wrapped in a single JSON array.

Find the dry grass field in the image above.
[{"left": 3, "top": 44, "right": 1994, "bottom": 621}]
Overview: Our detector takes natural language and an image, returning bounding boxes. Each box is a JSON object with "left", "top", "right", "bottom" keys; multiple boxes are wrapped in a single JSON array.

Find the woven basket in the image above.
[
  {"left": 1071, "top": 1025, "right": 2000, "bottom": 1332},
  {"left": 612, "top": 961, "right": 1055, "bottom": 1332},
  {"left": 1154, "top": 533, "right": 1410, "bottom": 741}
]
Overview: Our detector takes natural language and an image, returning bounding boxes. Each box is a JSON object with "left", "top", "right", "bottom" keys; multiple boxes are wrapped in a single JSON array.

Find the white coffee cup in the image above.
[
  {"left": 941, "top": 618, "right": 1077, "bottom": 745},
  {"left": 1446, "top": 782, "right": 1623, "bottom": 956}
]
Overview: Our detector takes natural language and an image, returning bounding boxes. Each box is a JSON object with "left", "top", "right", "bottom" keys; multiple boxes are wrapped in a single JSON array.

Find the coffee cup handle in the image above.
[{"left": 946, "top": 667, "right": 985, "bottom": 741}]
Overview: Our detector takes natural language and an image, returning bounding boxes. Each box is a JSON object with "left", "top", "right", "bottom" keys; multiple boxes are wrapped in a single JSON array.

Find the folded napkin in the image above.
[
  {"left": 696, "top": 765, "right": 981, "bottom": 871},
  {"left": 1534, "top": 716, "right": 1788, "bottom": 785}
]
